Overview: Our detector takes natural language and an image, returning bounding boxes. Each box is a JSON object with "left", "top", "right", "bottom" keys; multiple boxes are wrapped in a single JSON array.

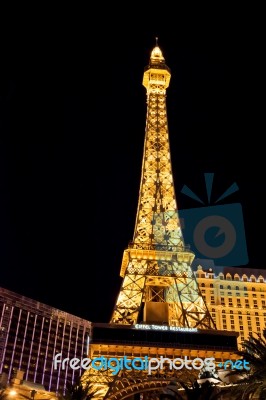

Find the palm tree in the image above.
[
  {"left": 160, "top": 377, "right": 224, "bottom": 400},
  {"left": 226, "top": 332, "right": 266, "bottom": 399},
  {"left": 60, "top": 376, "right": 100, "bottom": 400}
]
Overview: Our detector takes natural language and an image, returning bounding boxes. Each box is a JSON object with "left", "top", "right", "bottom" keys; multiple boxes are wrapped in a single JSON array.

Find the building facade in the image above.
[
  {"left": 0, "top": 287, "right": 91, "bottom": 394},
  {"left": 194, "top": 262, "right": 266, "bottom": 346}
]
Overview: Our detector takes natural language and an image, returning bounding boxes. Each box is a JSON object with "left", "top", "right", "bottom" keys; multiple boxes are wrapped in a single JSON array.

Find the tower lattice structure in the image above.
[
  {"left": 81, "top": 43, "right": 239, "bottom": 400},
  {"left": 110, "top": 44, "right": 215, "bottom": 330}
]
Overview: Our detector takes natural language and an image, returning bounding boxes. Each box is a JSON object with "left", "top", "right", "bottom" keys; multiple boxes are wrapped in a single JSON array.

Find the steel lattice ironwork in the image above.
[
  {"left": 110, "top": 44, "right": 216, "bottom": 331},
  {"left": 81, "top": 43, "right": 220, "bottom": 400},
  {"left": 82, "top": 363, "right": 199, "bottom": 399}
]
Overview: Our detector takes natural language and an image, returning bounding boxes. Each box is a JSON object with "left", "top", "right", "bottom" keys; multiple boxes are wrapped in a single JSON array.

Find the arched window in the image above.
[
  {"left": 227, "top": 285, "right": 231, "bottom": 290},
  {"left": 219, "top": 273, "right": 224, "bottom": 280},
  {"left": 234, "top": 274, "right": 240, "bottom": 281},
  {"left": 226, "top": 273, "right": 232, "bottom": 280},
  {"left": 259, "top": 275, "right": 264, "bottom": 283},
  {"left": 220, "top": 285, "right": 224, "bottom": 289},
  {"left": 250, "top": 275, "right": 256, "bottom": 282},
  {"left": 243, "top": 275, "right": 248, "bottom": 282}
]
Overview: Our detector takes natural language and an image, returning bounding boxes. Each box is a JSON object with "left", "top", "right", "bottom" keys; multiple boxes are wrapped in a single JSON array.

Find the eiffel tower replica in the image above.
[{"left": 82, "top": 40, "right": 239, "bottom": 400}]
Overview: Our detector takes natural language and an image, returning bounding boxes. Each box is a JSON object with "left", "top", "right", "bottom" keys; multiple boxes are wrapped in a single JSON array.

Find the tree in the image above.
[
  {"left": 226, "top": 333, "right": 266, "bottom": 399},
  {"left": 60, "top": 376, "right": 100, "bottom": 400},
  {"left": 160, "top": 377, "right": 224, "bottom": 400}
]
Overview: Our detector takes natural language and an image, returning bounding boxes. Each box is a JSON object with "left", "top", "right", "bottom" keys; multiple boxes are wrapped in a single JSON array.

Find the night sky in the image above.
[{"left": 1, "top": 18, "right": 265, "bottom": 323}]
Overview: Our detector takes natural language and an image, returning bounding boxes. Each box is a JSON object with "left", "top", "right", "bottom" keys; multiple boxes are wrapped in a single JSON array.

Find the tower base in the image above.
[{"left": 82, "top": 323, "right": 239, "bottom": 399}]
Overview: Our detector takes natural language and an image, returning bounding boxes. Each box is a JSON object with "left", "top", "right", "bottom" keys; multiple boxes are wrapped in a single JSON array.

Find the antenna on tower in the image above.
[{"left": 155, "top": 36, "right": 158, "bottom": 46}]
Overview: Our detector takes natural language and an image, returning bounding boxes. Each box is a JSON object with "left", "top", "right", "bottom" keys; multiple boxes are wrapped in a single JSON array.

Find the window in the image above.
[
  {"left": 220, "top": 285, "right": 224, "bottom": 289},
  {"left": 252, "top": 287, "right": 256, "bottom": 292}
]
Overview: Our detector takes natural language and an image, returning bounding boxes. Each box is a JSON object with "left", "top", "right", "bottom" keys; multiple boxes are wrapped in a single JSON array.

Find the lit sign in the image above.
[{"left": 134, "top": 324, "right": 198, "bottom": 332}]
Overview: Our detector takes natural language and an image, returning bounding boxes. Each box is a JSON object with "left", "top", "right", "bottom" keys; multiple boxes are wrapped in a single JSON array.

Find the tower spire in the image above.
[
  {"left": 110, "top": 44, "right": 216, "bottom": 330},
  {"left": 133, "top": 42, "right": 182, "bottom": 252}
]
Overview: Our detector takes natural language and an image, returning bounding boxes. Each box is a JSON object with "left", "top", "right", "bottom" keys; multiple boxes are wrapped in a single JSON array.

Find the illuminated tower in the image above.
[
  {"left": 83, "top": 42, "right": 239, "bottom": 400},
  {"left": 110, "top": 42, "right": 215, "bottom": 330}
]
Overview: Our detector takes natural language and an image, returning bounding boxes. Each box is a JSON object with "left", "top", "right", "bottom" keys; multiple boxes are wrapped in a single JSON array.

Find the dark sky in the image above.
[{"left": 1, "top": 17, "right": 265, "bottom": 323}]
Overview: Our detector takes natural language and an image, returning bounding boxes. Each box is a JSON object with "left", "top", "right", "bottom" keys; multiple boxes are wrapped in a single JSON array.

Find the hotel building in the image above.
[
  {"left": 194, "top": 261, "right": 266, "bottom": 346},
  {"left": 0, "top": 287, "right": 91, "bottom": 393}
]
